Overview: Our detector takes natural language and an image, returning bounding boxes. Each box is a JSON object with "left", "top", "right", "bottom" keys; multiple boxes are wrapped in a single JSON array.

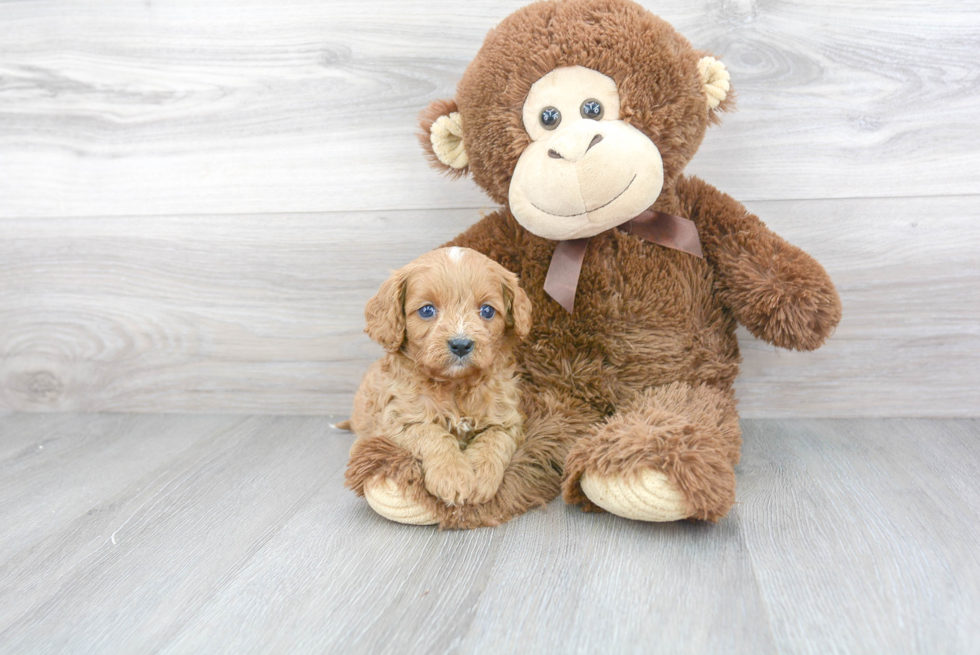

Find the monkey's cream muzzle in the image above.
[{"left": 508, "top": 66, "right": 665, "bottom": 241}]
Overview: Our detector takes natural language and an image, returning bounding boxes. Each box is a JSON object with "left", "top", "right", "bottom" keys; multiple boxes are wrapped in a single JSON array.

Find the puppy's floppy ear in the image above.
[
  {"left": 501, "top": 271, "right": 532, "bottom": 340},
  {"left": 418, "top": 98, "right": 470, "bottom": 177},
  {"left": 365, "top": 269, "right": 408, "bottom": 353}
]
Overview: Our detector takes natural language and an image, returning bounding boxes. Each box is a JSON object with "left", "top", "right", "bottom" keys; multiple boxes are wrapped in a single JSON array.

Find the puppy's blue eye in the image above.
[
  {"left": 479, "top": 304, "right": 496, "bottom": 320},
  {"left": 418, "top": 305, "right": 437, "bottom": 319}
]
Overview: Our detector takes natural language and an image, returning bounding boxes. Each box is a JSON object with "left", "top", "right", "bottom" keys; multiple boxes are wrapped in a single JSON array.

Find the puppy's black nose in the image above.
[{"left": 448, "top": 337, "right": 474, "bottom": 358}]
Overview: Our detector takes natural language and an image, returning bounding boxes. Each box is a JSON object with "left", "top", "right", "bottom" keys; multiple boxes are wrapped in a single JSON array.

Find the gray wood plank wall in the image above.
[{"left": 1, "top": 0, "right": 978, "bottom": 416}]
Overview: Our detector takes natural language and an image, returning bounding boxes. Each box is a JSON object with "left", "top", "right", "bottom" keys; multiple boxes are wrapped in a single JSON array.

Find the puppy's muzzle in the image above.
[{"left": 448, "top": 337, "right": 474, "bottom": 359}]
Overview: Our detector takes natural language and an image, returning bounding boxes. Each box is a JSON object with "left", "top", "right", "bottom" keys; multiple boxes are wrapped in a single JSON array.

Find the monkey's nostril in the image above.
[
  {"left": 586, "top": 134, "right": 603, "bottom": 151},
  {"left": 547, "top": 149, "right": 563, "bottom": 159},
  {"left": 448, "top": 337, "right": 474, "bottom": 358}
]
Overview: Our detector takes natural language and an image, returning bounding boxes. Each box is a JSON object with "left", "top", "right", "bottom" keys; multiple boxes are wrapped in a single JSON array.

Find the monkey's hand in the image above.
[{"left": 676, "top": 175, "right": 841, "bottom": 351}]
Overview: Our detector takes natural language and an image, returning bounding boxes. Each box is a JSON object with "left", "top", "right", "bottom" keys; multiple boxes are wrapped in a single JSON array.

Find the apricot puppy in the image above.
[{"left": 347, "top": 247, "right": 532, "bottom": 506}]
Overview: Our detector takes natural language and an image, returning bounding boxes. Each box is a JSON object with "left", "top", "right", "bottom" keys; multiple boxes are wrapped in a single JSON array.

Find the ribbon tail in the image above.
[
  {"left": 625, "top": 211, "right": 704, "bottom": 259},
  {"left": 669, "top": 215, "right": 704, "bottom": 258},
  {"left": 543, "top": 238, "right": 590, "bottom": 314}
]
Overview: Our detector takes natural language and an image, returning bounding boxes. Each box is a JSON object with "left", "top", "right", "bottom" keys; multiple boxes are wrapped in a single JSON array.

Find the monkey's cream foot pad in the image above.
[
  {"left": 580, "top": 469, "right": 693, "bottom": 522},
  {"left": 363, "top": 479, "right": 438, "bottom": 526}
]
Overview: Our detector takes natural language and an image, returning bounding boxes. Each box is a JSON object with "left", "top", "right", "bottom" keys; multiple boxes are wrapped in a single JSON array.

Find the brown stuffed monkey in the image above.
[{"left": 345, "top": 0, "right": 841, "bottom": 527}]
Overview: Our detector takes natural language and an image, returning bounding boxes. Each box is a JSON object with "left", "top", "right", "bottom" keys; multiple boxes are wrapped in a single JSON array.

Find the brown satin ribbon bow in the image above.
[{"left": 543, "top": 210, "right": 704, "bottom": 313}]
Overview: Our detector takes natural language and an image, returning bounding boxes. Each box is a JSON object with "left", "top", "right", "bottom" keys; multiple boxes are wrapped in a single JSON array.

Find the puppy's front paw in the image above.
[
  {"left": 467, "top": 455, "right": 506, "bottom": 504},
  {"left": 423, "top": 460, "right": 476, "bottom": 506},
  {"left": 470, "top": 476, "right": 503, "bottom": 505}
]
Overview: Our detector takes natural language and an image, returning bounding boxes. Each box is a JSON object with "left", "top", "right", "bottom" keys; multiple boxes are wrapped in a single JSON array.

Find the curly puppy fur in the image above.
[
  {"left": 351, "top": 0, "right": 841, "bottom": 528},
  {"left": 345, "top": 247, "right": 533, "bottom": 506}
]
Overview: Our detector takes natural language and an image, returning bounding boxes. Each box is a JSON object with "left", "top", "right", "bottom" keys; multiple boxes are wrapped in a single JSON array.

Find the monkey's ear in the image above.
[
  {"left": 697, "top": 56, "right": 735, "bottom": 122},
  {"left": 418, "top": 98, "right": 470, "bottom": 177},
  {"left": 364, "top": 269, "right": 408, "bottom": 353}
]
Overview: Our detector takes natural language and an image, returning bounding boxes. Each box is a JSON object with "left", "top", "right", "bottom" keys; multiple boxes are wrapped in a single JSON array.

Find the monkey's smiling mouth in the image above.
[{"left": 530, "top": 174, "right": 637, "bottom": 218}]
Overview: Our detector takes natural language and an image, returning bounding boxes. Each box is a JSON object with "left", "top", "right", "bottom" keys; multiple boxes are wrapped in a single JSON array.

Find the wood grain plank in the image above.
[
  {"left": 0, "top": 412, "right": 82, "bottom": 461},
  {"left": 1, "top": 415, "right": 977, "bottom": 653},
  {"left": 0, "top": 415, "right": 338, "bottom": 652},
  {"left": 0, "top": 413, "right": 242, "bottom": 557},
  {"left": 1, "top": 195, "right": 976, "bottom": 416},
  {"left": 142, "top": 422, "right": 775, "bottom": 655},
  {"left": 738, "top": 419, "right": 980, "bottom": 654},
  {"left": 166, "top": 494, "right": 777, "bottom": 654},
  {"left": 162, "top": 474, "right": 511, "bottom": 654},
  {"left": 453, "top": 509, "right": 775, "bottom": 654},
  {"left": 0, "top": 0, "right": 977, "bottom": 219}
]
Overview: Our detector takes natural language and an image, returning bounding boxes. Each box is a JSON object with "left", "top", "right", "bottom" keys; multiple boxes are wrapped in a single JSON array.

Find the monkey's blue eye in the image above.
[
  {"left": 479, "top": 304, "right": 496, "bottom": 320},
  {"left": 418, "top": 305, "right": 437, "bottom": 319},
  {"left": 540, "top": 107, "right": 561, "bottom": 130},
  {"left": 581, "top": 99, "right": 603, "bottom": 120}
]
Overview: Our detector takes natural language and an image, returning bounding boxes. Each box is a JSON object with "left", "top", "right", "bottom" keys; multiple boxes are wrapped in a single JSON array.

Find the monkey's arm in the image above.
[{"left": 675, "top": 175, "right": 841, "bottom": 351}]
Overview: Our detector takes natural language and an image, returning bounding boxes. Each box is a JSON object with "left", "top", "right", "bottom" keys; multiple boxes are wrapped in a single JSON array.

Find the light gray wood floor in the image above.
[{"left": 1, "top": 414, "right": 977, "bottom": 654}]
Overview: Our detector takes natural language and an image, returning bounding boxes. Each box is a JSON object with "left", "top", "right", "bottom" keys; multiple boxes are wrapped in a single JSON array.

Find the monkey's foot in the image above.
[
  {"left": 562, "top": 383, "right": 741, "bottom": 523},
  {"left": 363, "top": 478, "right": 438, "bottom": 526},
  {"left": 346, "top": 436, "right": 438, "bottom": 526},
  {"left": 579, "top": 469, "right": 692, "bottom": 522}
]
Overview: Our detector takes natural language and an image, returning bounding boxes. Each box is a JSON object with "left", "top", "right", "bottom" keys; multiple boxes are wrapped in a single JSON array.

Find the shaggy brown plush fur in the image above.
[
  {"left": 562, "top": 382, "right": 741, "bottom": 521},
  {"left": 348, "top": 0, "right": 841, "bottom": 528}
]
